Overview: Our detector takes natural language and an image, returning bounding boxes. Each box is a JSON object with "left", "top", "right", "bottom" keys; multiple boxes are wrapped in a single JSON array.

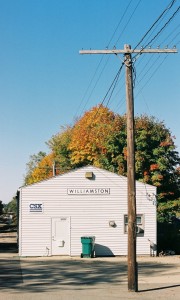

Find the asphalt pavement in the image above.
[{"left": 0, "top": 253, "right": 179, "bottom": 300}]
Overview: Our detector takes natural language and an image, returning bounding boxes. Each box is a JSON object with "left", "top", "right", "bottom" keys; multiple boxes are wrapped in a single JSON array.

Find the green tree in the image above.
[
  {"left": 47, "top": 125, "right": 73, "bottom": 172},
  {"left": 25, "top": 151, "right": 46, "bottom": 185},
  {"left": 4, "top": 196, "right": 17, "bottom": 214},
  {"left": 3, "top": 196, "right": 18, "bottom": 225},
  {"left": 134, "top": 115, "right": 180, "bottom": 202},
  {"left": 0, "top": 200, "right": 3, "bottom": 215}
]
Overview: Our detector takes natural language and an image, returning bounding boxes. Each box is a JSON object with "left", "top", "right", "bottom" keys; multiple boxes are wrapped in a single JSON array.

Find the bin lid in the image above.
[{"left": 81, "top": 236, "right": 95, "bottom": 240}]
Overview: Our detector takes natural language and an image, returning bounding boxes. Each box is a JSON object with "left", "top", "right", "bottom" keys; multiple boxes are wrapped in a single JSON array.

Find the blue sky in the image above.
[{"left": 0, "top": 0, "right": 179, "bottom": 203}]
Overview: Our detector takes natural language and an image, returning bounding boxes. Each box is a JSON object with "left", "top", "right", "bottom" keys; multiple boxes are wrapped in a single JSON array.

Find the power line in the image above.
[
  {"left": 78, "top": 56, "right": 111, "bottom": 116},
  {"left": 90, "top": 63, "right": 124, "bottom": 122},
  {"left": 105, "top": 63, "right": 124, "bottom": 107},
  {"left": 105, "top": 71, "right": 125, "bottom": 109},
  {"left": 74, "top": 55, "right": 104, "bottom": 117},
  {"left": 133, "top": 0, "right": 177, "bottom": 51},
  {"left": 107, "top": 0, "right": 134, "bottom": 48},
  {"left": 143, "top": 6, "right": 180, "bottom": 49},
  {"left": 116, "top": 1, "right": 179, "bottom": 104},
  {"left": 75, "top": 1, "right": 136, "bottom": 118},
  {"left": 159, "top": 23, "right": 180, "bottom": 45},
  {"left": 76, "top": 0, "right": 179, "bottom": 121},
  {"left": 115, "top": 0, "right": 142, "bottom": 46},
  {"left": 133, "top": 4, "right": 180, "bottom": 61},
  {"left": 134, "top": 25, "right": 180, "bottom": 93},
  {"left": 134, "top": 23, "right": 179, "bottom": 73},
  {"left": 77, "top": 1, "right": 179, "bottom": 127}
]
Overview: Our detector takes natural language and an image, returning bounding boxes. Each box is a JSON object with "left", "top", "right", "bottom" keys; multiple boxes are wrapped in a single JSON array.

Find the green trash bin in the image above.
[{"left": 81, "top": 236, "right": 95, "bottom": 258}]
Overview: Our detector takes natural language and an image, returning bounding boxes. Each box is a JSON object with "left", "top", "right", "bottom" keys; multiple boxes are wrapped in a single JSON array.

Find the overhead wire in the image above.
[
  {"left": 90, "top": 62, "right": 124, "bottom": 122},
  {"left": 74, "top": 56, "right": 104, "bottom": 117},
  {"left": 119, "top": 55, "right": 178, "bottom": 115},
  {"left": 107, "top": 1, "right": 178, "bottom": 114},
  {"left": 126, "top": 4, "right": 179, "bottom": 106},
  {"left": 75, "top": 0, "right": 135, "bottom": 119},
  {"left": 135, "top": 55, "right": 163, "bottom": 98},
  {"left": 94, "top": 0, "right": 143, "bottom": 113},
  {"left": 76, "top": 0, "right": 148, "bottom": 120},
  {"left": 107, "top": 0, "right": 134, "bottom": 48},
  {"left": 78, "top": 0, "right": 145, "bottom": 118},
  {"left": 78, "top": 56, "right": 111, "bottom": 116},
  {"left": 115, "top": 0, "right": 142, "bottom": 46},
  {"left": 134, "top": 22, "right": 179, "bottom": 75},
  {"left": 104, "top": 70, "right": 125, "bottom": 110},
  {"left": 134, "top": 26, "right": 180, "bottom": 98},
  {"left": 105, "top": 63, "right": 124, "bottom": 107},
  {"left": 77, "top": 0, "right": 179, "bottom": 121},
  {"left": 132, "top": 0, "right": 177, "bottom": 52},
  {"left": 133, "top": 4, "right": 180, "bottom": 61},
  {"left": 142, "top": 6, "right": 180, "bottom": 49},
  {"left": 75, "top": 0, "right": 179, "bottom": 140},
  {"left": 127, "top": 2, "right": 179, "bottom": 119},
  {"left": 114, "top": 3, "right": 179, "bottom": 117}
]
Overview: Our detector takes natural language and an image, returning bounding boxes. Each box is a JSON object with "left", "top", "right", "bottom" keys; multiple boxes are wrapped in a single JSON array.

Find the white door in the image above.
[{"left": 51, "top": 217, "right": 70, "bottom": 255}]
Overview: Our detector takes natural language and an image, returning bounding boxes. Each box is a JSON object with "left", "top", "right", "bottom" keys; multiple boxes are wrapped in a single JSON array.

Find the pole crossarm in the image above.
[{"left": 79, "top": 48, "right": 177, "bottom": 55}]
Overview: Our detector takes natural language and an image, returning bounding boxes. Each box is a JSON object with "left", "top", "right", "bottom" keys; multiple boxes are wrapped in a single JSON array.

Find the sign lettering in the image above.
[
  {"left": 29, "top": 203, "right": 43, "bottom": 213},
  {"left": 67, "top": 188, "right": 110, "bottom": 195}
]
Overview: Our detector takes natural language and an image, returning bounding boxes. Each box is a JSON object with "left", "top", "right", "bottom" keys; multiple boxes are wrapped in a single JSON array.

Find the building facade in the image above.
[{"left": 18, "top": 166, "right": 157, "bottom": 257}]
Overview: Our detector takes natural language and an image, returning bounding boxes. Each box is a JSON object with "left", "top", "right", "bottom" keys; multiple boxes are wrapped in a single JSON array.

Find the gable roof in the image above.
[{"left": 20, "top": 165, "right": 156, "bottom": 191}]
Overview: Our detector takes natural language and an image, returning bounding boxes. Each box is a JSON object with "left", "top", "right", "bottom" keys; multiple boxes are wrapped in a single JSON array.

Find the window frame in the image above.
[{"left": 124, "top": 214, "right": 144, "bottom": 235}]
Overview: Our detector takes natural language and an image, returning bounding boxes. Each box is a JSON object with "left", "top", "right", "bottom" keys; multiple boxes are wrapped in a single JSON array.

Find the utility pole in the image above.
[
  {"left": 52, "top": 162, "right": 56, "bottom": 177},
  {"left": 124, "top": 44, "right": 137, "bottom": 292},
  {"left": 79, "top": 44, "right": 177, "bottom": 292}
]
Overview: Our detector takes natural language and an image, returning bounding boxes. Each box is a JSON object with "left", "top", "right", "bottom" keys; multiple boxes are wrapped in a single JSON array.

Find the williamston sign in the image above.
[{"left": 67, "top": 188, "right": 110, "bottom": 195}]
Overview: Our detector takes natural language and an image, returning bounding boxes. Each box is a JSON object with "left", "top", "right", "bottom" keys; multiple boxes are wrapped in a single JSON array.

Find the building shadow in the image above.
[
  {"left": 0, "top": 226, "right": 18, "bottom": 253},
  {"left": 95, "top": 243, "right": 115, "bottom": 256},
  {"left": 0, "top": 242, "right": 18, "bottom": 253}
]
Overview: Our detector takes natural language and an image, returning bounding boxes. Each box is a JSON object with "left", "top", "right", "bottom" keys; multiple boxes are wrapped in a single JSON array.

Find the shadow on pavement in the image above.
[
  {"left": 0, "top": 257, "right": 179, "bottom": 295},
  {"left": 0, "top": 258, "right": 23, "bottom": 288},
  {"left": 139, "top": 284, "right": 180, "bottom": 292}
]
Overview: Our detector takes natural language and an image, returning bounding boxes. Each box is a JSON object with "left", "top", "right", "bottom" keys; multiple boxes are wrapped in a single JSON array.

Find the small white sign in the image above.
[
  {"left": 67, "top": 188, "right": 110, "bottom": 195},
  {"left": 29, "top": 203, "right": 43, "bottom": 213}
]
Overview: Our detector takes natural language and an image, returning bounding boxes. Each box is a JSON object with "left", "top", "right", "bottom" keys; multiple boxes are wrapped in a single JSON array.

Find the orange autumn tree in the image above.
[{"left": 68, "top": 105, "right": 127, "bottom": 171}]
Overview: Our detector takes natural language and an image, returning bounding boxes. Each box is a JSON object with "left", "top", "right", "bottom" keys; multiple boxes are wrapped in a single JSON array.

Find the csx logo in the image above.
[{"left": 29, "top": 203, "right": 43, "bottom": 211}]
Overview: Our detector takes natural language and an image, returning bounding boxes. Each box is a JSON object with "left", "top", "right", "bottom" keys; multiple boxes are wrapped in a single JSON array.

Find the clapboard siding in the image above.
[{"left": 19, "top": 166, "right": 157, "bottom": 257}]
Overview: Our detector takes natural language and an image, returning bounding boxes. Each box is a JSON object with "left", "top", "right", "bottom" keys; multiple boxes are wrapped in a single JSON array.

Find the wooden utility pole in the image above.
[
  {"left": 79, "top": 44, "right": 177, "bottom": 292},
  {"left": 52, "top": 162, "right": 56, "bottom": 177},
  {"left": 124, "top": 44, "right": 137, "bottom": 291}
]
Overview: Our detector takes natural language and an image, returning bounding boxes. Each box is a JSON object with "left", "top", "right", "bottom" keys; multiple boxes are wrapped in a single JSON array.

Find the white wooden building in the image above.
[{"left": 18, "top": 165, "right": 157, "bottom": 257}]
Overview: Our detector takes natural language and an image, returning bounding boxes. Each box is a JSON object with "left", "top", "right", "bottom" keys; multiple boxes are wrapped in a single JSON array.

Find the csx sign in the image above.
[{"left": 29, "top": 203, "right": 43, "bottom": 213}]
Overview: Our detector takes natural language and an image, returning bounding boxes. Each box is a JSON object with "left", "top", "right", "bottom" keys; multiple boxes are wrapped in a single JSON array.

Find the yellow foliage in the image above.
[
  {"left": 26, "top": 153, "right": 55, "bottom": 184},
  {"left": 69, "top": 105, "right": 120, "bottom": 165}
]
